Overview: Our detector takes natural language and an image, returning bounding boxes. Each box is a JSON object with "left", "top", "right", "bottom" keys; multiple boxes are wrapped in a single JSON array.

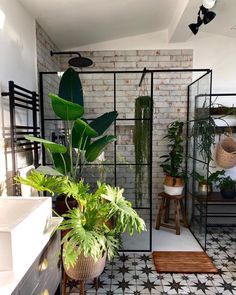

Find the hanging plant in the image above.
[{"left": 134, "top": 96, "right": 152, "bottom": 207}]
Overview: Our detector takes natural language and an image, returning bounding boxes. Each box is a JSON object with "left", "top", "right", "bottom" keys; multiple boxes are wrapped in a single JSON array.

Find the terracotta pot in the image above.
[
  {"left": 164, "top": 175, "right": 184, "bottom": 187},
  {"left": 163, "top": 175, "right": 184, "bottom": 196},
  {"left": 63, "top": 250, "right": 107, "bottom": 281}
]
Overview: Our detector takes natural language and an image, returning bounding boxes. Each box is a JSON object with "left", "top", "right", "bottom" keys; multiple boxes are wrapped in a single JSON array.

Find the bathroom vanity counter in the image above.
[{"left": 0, "top": 217, "right": 62, "bottom": 295}]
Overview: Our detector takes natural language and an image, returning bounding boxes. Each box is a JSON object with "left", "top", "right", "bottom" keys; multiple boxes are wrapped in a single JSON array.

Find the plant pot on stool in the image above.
[{"left": 164, "top": 175, "right": 184, "bottom": 196}]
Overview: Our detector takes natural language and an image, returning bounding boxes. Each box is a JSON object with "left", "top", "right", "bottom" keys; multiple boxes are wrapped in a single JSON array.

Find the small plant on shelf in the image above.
[
  {"left": 217, "top": 176, "right": 236, "bottom": 199},
  {"left": 192, "top": 170, "right": 225, "bottom": 195},
  {"left": 160, "top": 120, "right": 187, "bottom": 195}
]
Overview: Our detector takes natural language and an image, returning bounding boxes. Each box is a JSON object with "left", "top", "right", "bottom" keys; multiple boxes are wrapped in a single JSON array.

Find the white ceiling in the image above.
[
  {"left": 18, "top": 0, "right": 236, "bottom": 49},
  {"left": 18, "top": 0, "right": 180, "bottom": 49}
]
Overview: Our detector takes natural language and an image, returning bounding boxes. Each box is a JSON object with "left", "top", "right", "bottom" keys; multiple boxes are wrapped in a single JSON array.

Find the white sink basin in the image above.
[{"left": 0, "top": 197, "right": 52, "bottom": 271}]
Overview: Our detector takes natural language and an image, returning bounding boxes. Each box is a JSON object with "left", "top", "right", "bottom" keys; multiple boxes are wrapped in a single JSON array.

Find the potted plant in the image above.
[
  {"left": 15, "top": 68, "right": 146, "bottom": 289},
  {"left": 192, "top": 170, "right": 225, "bottom": 195},
  {"left": 16, "top": 171, "right": 146, "bottom": 289},
  {"left": 160, "top": 121, "right": 186, "bottom": 195},
  {"left": 217, "top": 176, "right": 236, "bottom": 199}
]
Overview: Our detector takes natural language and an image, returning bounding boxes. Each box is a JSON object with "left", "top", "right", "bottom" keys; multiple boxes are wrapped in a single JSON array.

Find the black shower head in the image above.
[
  {"left": 50, "top": 50, "right": 93, "bottom": 68},
  {"left": 68, "top": 54, "right": 93, "bottom": 68}
]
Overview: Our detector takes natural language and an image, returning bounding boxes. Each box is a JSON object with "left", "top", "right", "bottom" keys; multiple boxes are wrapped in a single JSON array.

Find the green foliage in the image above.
[
  {"left": 19, "top": 170, "right": 146, "bottom": 268},
  {"left": 134, "top": 96, "right": 151, "bottom": 207},
  {"left": 15, "top": 170, "right": 62, "bottom": 195},
  {"left": 50, "top": 93, "right": 84, "bottom": 120},
  {"left": 160, "top": 121, "right": 186, "bottom": 180},
  {"left": 192, "top": 170, "right": 225, "bottom": 185},
  {"left": 85, "top": 135, "right": 117, "bottom": 162},
  {"left": 90, "top": 111, "right": 118, "bottom": 136},
  {"left": 24, "top": 94, "right": 117, "bottom": 180},
  {"left": 191, "top": 117, "right": 216, "bottom": 163},
  {"left": 58, "top": 68, "right": 84, "bottom": 106},
  {"left": 25, "top": 135, "right": 67, "bottom": 154},
  {"left": 217, "top": 176, "right": 236, "bottom": 190}
]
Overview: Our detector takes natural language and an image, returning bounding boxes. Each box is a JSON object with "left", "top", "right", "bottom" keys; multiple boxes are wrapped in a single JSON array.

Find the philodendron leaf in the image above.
[
  {"left": 58, "top": 68, "right": 84, "bottom": 106},
  {"left": 36, "top": 166, "right": 63, "bottom": 176},
  {"left": 85, "top": 135, "right": 117, "bottom": 162},
  {"left": 49, "top": 93, "right": 84, "bottom": 120},
  {"left": 25, "top": 135, "right": 67, "bottom": 153},
  {"left": 89, "top": 111, "right": 118, "bottom": 136}
]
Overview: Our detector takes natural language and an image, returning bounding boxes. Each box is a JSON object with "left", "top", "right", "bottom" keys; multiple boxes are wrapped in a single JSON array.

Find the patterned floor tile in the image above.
[{"left": 66, "top": 227, "right": 236, "bottom": 295}]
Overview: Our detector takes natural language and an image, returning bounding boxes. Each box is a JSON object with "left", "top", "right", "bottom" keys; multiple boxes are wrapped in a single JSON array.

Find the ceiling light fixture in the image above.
[{"left": 189, "top": 1, "right": 216, "bottom": 35}]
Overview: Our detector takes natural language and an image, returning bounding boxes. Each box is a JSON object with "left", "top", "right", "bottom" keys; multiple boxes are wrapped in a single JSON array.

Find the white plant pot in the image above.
[{"left": 164, "top": 185, "right": 184, "bottom": 196}]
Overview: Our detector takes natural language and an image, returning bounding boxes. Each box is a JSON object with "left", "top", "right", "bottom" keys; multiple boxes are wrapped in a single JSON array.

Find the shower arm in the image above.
[{"left": 50, "top": 50, "right": 81, "bottom": 57}]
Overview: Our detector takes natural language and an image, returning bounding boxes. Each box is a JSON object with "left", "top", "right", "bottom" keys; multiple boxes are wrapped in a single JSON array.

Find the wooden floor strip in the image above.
[{"left": 152, "top": 251, "right": 218, "bottom": 273}]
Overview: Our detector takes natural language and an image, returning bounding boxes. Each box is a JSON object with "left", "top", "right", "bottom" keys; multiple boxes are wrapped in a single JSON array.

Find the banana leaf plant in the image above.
[{"left": 25, "top": 93, "right": 118, "bottom": 181}]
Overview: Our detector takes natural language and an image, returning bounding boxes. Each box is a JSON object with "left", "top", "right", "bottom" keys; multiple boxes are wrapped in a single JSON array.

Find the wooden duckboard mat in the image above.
[{"left": 152, "top": 251, "right": 218, "bottom": 274}]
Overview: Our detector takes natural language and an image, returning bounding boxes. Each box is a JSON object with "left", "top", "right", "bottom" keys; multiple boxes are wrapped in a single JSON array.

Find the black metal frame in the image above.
[
  {"left": 186, "top": 83, "right": 236, "bottom": 250},
  {"left": 39, "top": 68, "right": 211, "bottom": 252},
  {"left": 1, "top": 81, "right": 40, "bottom": 195}
]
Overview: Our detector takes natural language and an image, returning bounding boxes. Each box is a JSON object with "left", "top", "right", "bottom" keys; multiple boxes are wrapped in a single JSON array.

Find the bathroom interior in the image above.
[{"left": 0, "top": 0, "right": 236, "bottom": 294}]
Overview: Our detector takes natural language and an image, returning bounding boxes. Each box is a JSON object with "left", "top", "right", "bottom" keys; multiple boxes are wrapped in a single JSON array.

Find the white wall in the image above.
[
  {"left": 74, "top": 29, "right": 236, "bottom": 93},
  {"left": 0, "top": 0, "right": 37, "bottom": 194}
]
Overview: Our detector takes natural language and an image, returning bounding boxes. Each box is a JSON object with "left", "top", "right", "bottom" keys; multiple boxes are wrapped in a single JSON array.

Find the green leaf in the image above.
[
  {"left": 72, "top": 119, "right": 97, "bottom": 149},
  {"left": 58, "top": 68, "right": 84, "bottom": 106},
  {"left": 85, "top": 135, "right": 116, "bottom": 162},
  {"left": 89, "top": 111, "right": 118, "bottom": 136},
  {"left": 36, "top": 166, "right": 63, "bottom": 176},
  {"left": 52, "top": 152, "right": 71, "bottom": 175},
  {"left": 74, "top": 119, "right": 98, "bottom": 137},
  {"left": 24, "top": 135, "right": 67, "bottom": 154},
  {"left": 49, "top": 93, "right": 84, "bottom": 120}
]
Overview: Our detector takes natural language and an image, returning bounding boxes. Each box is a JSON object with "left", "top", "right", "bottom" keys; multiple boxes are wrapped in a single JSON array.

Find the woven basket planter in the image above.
[
  {"left": 215, "top": 135, "right": 236, "bottom": 169},
  {"left": 63, "top": 250, "right": 107, "bottom": 281}
]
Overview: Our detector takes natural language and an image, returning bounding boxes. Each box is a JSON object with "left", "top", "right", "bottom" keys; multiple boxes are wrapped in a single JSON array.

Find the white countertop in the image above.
[{"left": 0, "top": 217, "right": 62, "bottom": 295}]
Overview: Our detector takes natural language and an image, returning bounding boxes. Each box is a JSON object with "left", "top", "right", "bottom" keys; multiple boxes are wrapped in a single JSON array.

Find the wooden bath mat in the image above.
[{"left": 152, "top": 251, "right": 218, "bottom": 273}]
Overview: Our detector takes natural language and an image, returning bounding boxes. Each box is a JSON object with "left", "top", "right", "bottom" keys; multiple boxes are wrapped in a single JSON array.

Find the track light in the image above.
[
  {"left": 189, "top": 3, "right": 216, "bottom": 35},
  {"left": 189, "top": 15, "right": 203, "bottom": 35},
  {"left": 202, "top": 7, "right": 216, "bottom": 24}
]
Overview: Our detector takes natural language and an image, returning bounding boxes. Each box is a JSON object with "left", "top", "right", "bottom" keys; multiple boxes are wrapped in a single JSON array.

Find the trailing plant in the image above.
[
  {"left": 191, "top": 116, "right": 216, "bottom": 163},
  {"left": 134, "top": 96, "right": 151, "bottom": 207},
  {"left": 160, "top": 121, "right": 186, "bottom": 182}
]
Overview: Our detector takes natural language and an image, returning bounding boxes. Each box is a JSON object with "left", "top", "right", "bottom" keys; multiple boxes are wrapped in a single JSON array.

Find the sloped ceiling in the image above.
[
  {"left": 18, "top": 0, "right": 236, "bottom": 49},
  {"left": 18, "top": 0, "right": 180, "bottom": 49}
]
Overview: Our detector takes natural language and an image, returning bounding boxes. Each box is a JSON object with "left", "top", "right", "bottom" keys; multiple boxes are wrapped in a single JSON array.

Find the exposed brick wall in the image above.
[
  {"left": 59, "top": 49, "right": 193, "bottom": 223},
  {"left": 36, "top": 26, "right": 193, "bottom": 233}
]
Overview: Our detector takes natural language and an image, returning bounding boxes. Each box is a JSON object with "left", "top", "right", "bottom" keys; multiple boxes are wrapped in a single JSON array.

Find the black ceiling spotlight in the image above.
[
  {"left": 189, "top": 0, "right": 216, "bottom": 35},
  {"left": 189, "top": 13, "right": 203, "bottom": 35},
  {"left": 201, "top": 5, "right": 216, "bottom": 24},
  {"left": 50, "top": 51, "right": 93, "bottom": 68}
]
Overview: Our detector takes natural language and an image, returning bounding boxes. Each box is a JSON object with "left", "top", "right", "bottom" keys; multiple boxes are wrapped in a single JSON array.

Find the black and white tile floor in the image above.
[{"left": 66, "top": 227, "right": 236, "bottom": 294}]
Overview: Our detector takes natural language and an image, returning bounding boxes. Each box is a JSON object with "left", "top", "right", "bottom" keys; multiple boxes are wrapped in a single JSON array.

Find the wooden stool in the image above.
[{"left": 155, "top": 192, "right": 188, "bottom": 235}]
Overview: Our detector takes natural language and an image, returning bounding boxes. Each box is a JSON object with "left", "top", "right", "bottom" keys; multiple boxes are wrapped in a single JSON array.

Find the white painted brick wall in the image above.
[{"left": 59, "top": 49, "right": 193, "bottom": 224}]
